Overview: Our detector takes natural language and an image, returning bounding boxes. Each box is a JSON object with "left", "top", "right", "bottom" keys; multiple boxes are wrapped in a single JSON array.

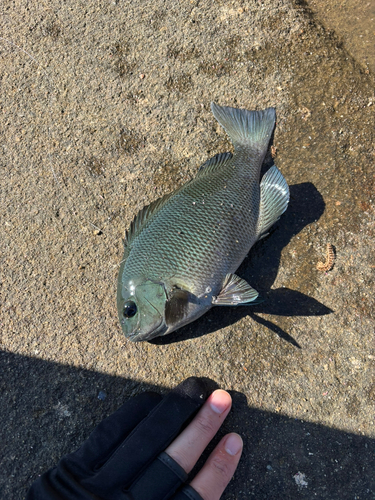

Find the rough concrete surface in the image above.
[{"left": 1, "top": 0, "right": 374, "bottom": 498}]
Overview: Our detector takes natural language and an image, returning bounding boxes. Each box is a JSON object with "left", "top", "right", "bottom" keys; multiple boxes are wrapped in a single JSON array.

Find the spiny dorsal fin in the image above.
[
  {"left": 124, "top": 191, "right": 174, "bottom": 248},
  {"left": 211, "top": 102, "right": 275, "bottom": 154},
  {"left": 256, "top": 165, "right": 289, "bottom": 240},
  {"left": 212, "top": 274, "right": 259, "bottom": 305},
  {"left": 196, "top": 152, "right": 233, "bottom": 177}
]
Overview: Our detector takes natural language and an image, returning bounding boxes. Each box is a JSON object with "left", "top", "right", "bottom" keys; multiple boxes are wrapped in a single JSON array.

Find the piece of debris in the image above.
[
  {"left": 293, "top": 471, "right": 308, "bottom": 488},
  {"left": 53, "top": 402, "right": 71, "bottom": 419},
  {"left": 298, "top": 106, "right": 311, "bottom": 120},
  {"left": 271, "top": 145, "right": 277, "bottom": 158},
  {"left": 316, "top": 243, "right": 335, "bottom": 272}
]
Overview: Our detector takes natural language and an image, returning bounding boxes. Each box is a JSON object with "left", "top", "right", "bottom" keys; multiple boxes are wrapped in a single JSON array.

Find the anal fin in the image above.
[
  {"left": 256, "top": 165, "right": 289, "bottom": 239},
  {"left": 212, "top": 274, "right": 259, "bottom": 305}
]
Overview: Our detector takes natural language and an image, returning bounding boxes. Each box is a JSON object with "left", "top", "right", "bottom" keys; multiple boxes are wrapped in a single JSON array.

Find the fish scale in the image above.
[
  {"left": 117, "top": 103, "right": 289, "bottom": 341},
  {"left": 126, "top": 158, "right": 259, "bottom": 287}
]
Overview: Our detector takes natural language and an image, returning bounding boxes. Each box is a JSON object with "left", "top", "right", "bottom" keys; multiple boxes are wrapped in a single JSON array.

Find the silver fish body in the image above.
[{"left": 117, "top": 103, "right": 289, "bottom": 341}]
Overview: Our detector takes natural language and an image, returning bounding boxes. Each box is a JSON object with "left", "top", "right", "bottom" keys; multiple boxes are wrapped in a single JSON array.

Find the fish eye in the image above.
[{"left": 123, "top": 301, "right": 137, "bottom": 318}]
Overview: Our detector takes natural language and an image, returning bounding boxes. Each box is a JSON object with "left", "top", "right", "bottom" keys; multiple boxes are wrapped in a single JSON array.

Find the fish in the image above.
[{"left": 117, "top": 102, "right": 289, "bottom": 341}]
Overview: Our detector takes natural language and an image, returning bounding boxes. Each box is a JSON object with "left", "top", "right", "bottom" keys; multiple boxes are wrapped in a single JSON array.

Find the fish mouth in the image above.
[
  {"left": 124, "top": 282, "right": 168, "bottom": 342},
  {"left": 126, "top": 319, "right": 167, "bottom": 342}
]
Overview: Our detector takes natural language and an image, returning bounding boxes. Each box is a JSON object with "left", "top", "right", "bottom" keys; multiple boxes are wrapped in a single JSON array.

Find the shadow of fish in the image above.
[{"left": 117, "top": 103, "right": 289, "bottom": 341}]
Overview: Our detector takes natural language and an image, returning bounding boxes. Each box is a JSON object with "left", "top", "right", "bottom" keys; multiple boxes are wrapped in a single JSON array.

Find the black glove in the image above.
[{"left": 27, "top": 378, "right": 211, "bottom": 500}]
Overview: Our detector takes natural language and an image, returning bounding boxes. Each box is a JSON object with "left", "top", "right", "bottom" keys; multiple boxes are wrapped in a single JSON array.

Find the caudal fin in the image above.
[{"left": 211, "top": 102, "right": 276, "bottom": 153}]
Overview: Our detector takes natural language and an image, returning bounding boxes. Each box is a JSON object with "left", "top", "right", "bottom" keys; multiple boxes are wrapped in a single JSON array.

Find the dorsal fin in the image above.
[
  {"left": 196, "top": 152, "right": 233, "bottom": 177},
  {"left": 124, "top": 191, "right": 174, "bottom": 248}
]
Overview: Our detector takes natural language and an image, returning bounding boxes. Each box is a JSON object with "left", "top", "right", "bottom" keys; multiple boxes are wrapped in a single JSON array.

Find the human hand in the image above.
[
  {"left": 26, "top": 378, "right": 242, "bottom": 500},
  {"left": 166, "top": 388, "right": 243, "bottom": 500}
]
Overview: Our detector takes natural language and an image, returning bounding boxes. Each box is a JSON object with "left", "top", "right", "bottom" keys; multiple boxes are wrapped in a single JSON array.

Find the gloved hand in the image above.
[{"left": 27, "top": 377, "right": 243, "bottom": 500}]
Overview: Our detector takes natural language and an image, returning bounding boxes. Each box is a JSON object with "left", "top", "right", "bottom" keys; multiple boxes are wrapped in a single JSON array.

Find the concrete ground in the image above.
[{"left": 1, "top": 0, "right": 374, "bottom": 498}]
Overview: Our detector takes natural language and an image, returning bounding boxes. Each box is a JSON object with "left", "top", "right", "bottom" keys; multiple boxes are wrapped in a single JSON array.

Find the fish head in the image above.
[{"left": 117, "top": 279, "right": 168, "bottom": 341}]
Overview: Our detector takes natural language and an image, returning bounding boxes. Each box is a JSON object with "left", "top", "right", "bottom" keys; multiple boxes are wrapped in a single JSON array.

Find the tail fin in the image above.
[{"left": 211, "top": 102, "right": 276, "bottom": 153}]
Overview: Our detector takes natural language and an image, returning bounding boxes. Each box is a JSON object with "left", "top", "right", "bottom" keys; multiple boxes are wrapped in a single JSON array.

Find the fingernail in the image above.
[
  {"left": 225, "top": 434, "right": 243, "bottom": 456},
  {"left": 209, "top": 390, "right": 230, "bottom": 414}
]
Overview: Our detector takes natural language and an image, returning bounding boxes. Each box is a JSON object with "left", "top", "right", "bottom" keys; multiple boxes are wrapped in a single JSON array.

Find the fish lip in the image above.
[{"left": 126, "top": 320, "right": 167, "bottom": 342}]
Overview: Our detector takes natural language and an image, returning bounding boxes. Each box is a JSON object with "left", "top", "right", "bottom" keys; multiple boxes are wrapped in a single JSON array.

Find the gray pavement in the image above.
[{"left": 1, "top": 0, "right": 374, "bottom": 498}]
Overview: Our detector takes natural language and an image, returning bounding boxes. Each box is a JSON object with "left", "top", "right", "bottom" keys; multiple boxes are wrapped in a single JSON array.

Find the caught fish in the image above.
[{"left": 117, "top": 103, "right": 289, "bottom": 341}]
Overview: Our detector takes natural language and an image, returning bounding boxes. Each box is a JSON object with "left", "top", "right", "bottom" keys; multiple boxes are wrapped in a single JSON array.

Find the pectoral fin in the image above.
[
  {"left": 256, "top": 165, "right": 289, "bottom": 240},
  {"left": 165, "top": 287, "right": 193, "bottom": 327},
  {"left": 212, "top": 274, "right": 259, "bottom": 305}
]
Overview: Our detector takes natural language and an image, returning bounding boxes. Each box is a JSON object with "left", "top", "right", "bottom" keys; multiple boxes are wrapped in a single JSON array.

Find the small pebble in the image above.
[{"left": 98, "top": 391, "right": 107, "bottom": 401}]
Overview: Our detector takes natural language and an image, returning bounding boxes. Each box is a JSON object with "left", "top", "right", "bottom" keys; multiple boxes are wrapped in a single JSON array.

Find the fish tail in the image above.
[{"left": 211, "top": 102, "right": 276, "bottom": 154}]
